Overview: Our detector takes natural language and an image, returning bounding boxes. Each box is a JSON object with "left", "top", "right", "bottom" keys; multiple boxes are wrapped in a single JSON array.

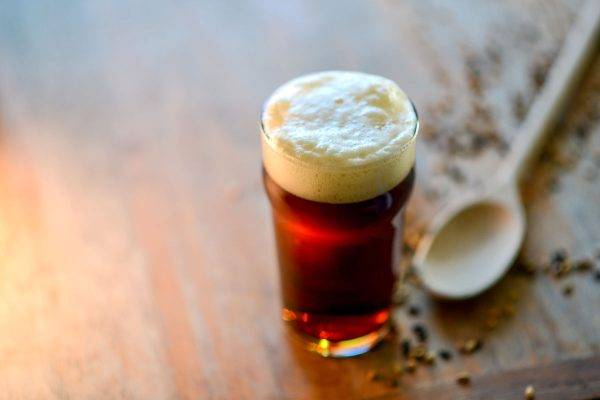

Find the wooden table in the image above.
[{"left": 0, "top": 0, "right": 598, "bottom": 398}]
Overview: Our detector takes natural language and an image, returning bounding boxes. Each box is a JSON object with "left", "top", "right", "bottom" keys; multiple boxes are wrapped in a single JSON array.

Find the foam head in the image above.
[{"left": 261, "top": 71, "right": 418, "bottom": 204}]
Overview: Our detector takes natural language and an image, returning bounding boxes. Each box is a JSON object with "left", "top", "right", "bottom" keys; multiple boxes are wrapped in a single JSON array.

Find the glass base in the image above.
[{"left": 283, "top": 309, "right": 390, "bottom": 357}]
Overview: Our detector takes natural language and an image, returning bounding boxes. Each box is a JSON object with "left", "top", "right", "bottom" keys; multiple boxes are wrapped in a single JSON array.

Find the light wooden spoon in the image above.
[{"left": 413, "top": 1, "right": 600, "bottom": 300}]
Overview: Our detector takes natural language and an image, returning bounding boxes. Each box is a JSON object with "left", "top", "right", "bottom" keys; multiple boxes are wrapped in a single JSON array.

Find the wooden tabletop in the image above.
[{"left": 0, "top": 0, "right": 599, "bottom": 399}]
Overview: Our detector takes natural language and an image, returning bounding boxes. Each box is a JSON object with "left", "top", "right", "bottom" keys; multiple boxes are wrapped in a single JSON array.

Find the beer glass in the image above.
[{"left": 261, "top": 71, "right": 418, "bottom": 357}]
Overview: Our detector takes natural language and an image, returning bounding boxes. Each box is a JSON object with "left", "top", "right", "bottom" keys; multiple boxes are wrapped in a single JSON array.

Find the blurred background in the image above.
[{"left": 0, "top": 1, "right": 598, "bottom": 399}]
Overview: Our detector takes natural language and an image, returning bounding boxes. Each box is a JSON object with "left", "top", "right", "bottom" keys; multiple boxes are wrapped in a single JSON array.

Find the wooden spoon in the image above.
[{"left": 413, "top": 1, "right": 600, "bottom": 299}]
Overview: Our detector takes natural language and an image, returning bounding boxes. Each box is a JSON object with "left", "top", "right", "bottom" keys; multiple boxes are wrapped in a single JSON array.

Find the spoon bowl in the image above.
[{"left": 413, "top": 186, "right": 525, "bottom": 299}]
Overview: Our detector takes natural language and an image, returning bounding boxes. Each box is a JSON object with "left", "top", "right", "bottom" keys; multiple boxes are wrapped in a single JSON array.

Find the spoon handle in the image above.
[{"left": 499, "top": 0, "right": 600, "bottom": 185}]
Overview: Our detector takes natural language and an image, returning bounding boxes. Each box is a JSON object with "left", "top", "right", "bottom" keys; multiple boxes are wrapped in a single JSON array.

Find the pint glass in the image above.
[{"left": 261, "top": 71, "right": 418, "bottom": 357}]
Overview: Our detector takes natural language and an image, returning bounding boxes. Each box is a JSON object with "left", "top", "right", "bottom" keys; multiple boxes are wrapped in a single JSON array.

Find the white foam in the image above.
[{"left": 261, "top": 71, "right": 418, "bottom": 203}]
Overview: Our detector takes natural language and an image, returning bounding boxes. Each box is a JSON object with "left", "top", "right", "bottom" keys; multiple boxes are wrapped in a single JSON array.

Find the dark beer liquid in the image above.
[{"left": 264, "top": 168, "right": 415, "bottom": 342}]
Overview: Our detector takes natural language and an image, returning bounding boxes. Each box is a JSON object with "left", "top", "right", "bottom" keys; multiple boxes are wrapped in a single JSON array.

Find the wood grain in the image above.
[
  {"left": 0, "top": 0, "right": 598, "bottom": 399},
  {"left": 371, "top": 355, "right": 600, "bottom": 400}
]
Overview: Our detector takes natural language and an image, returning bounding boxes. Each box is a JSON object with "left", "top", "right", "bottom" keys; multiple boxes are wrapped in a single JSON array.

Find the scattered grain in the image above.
[
  {"left": 408, "top": 305, "right": 421, "bottom": 317},
  {"left": 575, "top": 258, "right": 594, "bottom": 272},
  {"left": 456, "top": 372, "right": 471, "bottom": 386},
  {"left": 459, "top": 339, "right": 482, "bottom": 354},
  {"left": 552, "top": 261, "right": 572, "bottom": 278},
  {"left": 424, "top": 352, "right": 436, "bottom": 365},
  {"left": 438, "top": 349, "right": 453, "bottom": 361},
  {"left": 410, "top": 344, "right": 427, "bottom": 360},
  {"left": 551, "top": 249, "right": 568, "bottom": 265},
  {"left": 412, "top": 324, "right": 428, "bottom": 342},
  {"left": 524, "top": 384, "right": 535, "bottom": 399}
]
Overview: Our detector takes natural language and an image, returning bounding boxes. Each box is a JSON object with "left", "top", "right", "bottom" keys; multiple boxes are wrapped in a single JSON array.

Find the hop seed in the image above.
[
  {"left": 405, "top": 359, "right": 417, "bottom": 373},
  {"left": 459, "top": 339, "right": 482, "bottom": 354},
  {"left": 552, "top": 261, "right": 572, "bottom": 278},
  {"left": 424, "top": 352, "right": 436, "bottom": 365},
  {"left": 412, "top": 324, "right": 428, "bottom": 342},
  {"left": 551, "top": 249, "right": 568, "bottom": 265},
  {"left": 524, "top": 384, "right": 535, "bottom": 399},
  {"left": 562, "top": 284, "right": 574, "bottom": 296},
  {"left": 410, "top": 344, "right": 427, "bottom": 360},
  {"left": 456, "top": 371, "right": 471, "bottom": 385},
  {"left": 438, "top": 349, "right": 453, "bottom": 361},
  {"left": 408, "top": 305, "right": 421, "bottom": 317},
  {"left": 575, "top": 259, "right": 594, "bottom": 271}
]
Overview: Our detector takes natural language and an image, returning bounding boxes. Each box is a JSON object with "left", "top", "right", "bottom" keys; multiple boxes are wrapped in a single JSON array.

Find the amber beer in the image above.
[
  {"left": 261, "top": 71, "right": 418, "bottom": 357},
  {"left": 264, "top": 168, "right": 414, "bottom": 346}
]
